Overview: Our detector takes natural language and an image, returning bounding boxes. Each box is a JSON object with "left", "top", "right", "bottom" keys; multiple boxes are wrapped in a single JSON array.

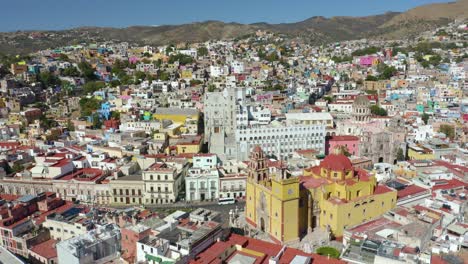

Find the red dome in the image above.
[{"left": 321, "top": 154, "right": 353, "bottom": 171}]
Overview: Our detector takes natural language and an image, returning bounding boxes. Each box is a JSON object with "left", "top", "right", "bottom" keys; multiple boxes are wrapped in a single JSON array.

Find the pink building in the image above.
[
  {"left": 359, "top": 56, "right": 379, "bottom": 67},
  {"left": 326, "top": 135, "right": 360, "bottom": 155}
]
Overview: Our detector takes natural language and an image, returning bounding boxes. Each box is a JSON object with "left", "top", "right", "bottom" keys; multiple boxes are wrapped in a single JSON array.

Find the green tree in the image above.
[
  {"left": 168, "top": 54, "right": 194, "bottom": 65},
  {"left": 78, "top": 61, "right": 98, "bottom": 81},
  {"left": 370, "top": 105, "right": 388, "bottom": 116},
  {"left": 58, "top": 53, "right": 70, "bottom": 61},
  {"left": 207, "top": 84, "right": 216, "bottom": 92},
  {"left": 110, "top": 111, "right": 120, "bottom": 120},
  {"left": 439, "top": 124, "right": 455, "bottom": 140},
  {"left": 66, "top": 119, "right": 75, "bottom": 131},
  {"left": 158, "top": 71, "right": 170, "bottom": 81},
  {"left": 397, "top": 148, "right": 405, "bottom": 161},
  {"left": 62, "top": 66, "right": 80, "bottom": 77},
  {"left": 91, "top": 113, "right": 103, "bottom": 129},
  {"left": 379, "top": 65, "right": 398, "bottom": 80},
  {"left": 197, "top": 47, "right": 208, "bottom": 57},
  {"left": 38, "top": 72, "right": 61, "bottom": 87},
  {"left": 165, "top": 45, "right": 175, "bottom": 55},
  {"left": 421, "top": 112, "right": 430, "bottom": 125},
  {"left": 83, "top": 81, "right": 106, "bottom": 94},
  {"left": 12, "top": 163, "right": 24, "bottom": 173},
  {"left": 352, "top": 46, "right": 380, "bottom": 56},
  {"left": 189, "top": 79, "right": 203, "bottom": 86},
  {"left": 315, "top": 247, "right": 340, "bottom": 259},
  {"left": 79, "top": 97, "right": 101, "bottom": 117},
  {"left": 109, "top": 79, "right": 121, "bottom": 87},
  {"left": 366, "top": 75, "right": 378, "bottom": 81},
  {"left": 323, "top": 96, "right": 333, "bottom": 103}
]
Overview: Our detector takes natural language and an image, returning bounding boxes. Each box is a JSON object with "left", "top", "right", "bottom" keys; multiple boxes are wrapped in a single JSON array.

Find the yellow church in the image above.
[{"left": 245, "top": 146, "right": 397, "bottom": 243}]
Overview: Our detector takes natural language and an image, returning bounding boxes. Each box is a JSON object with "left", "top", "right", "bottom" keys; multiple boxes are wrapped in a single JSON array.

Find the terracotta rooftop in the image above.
[
  {"left": 190, "top": 233, "right": 345, "bottom": 264},
  {"left": 29, "top": 239, "right": 57, "bottom": 259}
]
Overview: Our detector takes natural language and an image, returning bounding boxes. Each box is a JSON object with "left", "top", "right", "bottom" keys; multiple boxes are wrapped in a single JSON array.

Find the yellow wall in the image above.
[
  {"left": 176, "top": 143, "right": 200, "bottom": 154},
  {"left": 153, "top": 112, "right": 199, "bottom": 124},
  {"left": 246, "top": 176, "right": 301, "bottom": 243},
  {"left": 408, "top": 148, "right": 435, "bottom": 160},
  {"left": 318, "top": 189, "right": 396, "bottom": 237}
]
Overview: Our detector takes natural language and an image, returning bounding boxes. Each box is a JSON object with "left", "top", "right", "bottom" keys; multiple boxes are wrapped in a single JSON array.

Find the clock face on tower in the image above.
[{"left": 288, "top": 189, "right": 293, "bottom": 195}]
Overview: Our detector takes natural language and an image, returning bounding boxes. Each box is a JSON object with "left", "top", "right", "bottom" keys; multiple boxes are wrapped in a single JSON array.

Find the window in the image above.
[{"left": 348, "top": 213, "right": 351, "bottom": 219}]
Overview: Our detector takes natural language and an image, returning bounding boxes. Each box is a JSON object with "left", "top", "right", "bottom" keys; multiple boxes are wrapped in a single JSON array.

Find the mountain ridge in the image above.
[{"left": 0, "top": 0, "right": 466, "bottom": 54}]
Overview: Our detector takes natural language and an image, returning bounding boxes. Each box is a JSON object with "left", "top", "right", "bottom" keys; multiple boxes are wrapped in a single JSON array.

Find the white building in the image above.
[
  {"left": 137, "top": 237, "right": 183, "bottom": 264},
  {"left": 328, "top": 102, "right": 353, "bottom": 114},
  {"left": 235, "top": 122, "right": 326, "bottom": 160},
  {"left": 119, "top": 121, "right": 161, "bottom": 133},
  {"left": 231, "top": 61, "right": 244, "bottom": 74},
  {"left": 143, "top": 162, "right": 183, "bottom": 204},
  {"left": 185, "top": 154, "right": 219, "bottom": 201},
  {"left": 284, "top": 112, "right": 334, "bottom": 129},
  {"left": 209, "top": 65, "right": 229, "bottom": 77},
  {"left": 56, "top": 224, "right": 121, "bottom": 264}
]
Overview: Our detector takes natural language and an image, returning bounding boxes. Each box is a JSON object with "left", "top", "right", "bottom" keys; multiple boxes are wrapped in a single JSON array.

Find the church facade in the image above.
[{"left": 245, "top": 146, "right": 397, "bottom": 243}]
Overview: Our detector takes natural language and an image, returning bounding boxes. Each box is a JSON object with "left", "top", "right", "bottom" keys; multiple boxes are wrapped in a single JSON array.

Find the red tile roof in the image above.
[
  {"left": 29, "top": 239, "right": 57, "bottom": 259},
  {"left": 397, "top": 185, "right": 428, "bottom": 199},
  {"left": 327, "top": 136, "right": 359, "bottom": 141},
  {"left": 431, "top": 179, "right": 467, "bottom": 191},
  {"left": 191, "top": 233, "right": 345, "bottom": 264}
]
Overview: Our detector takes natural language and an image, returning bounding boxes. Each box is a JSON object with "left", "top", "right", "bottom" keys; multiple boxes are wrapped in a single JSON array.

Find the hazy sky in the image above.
[{"left": 1, "top": 0, "right": 450, "bottom": 31}]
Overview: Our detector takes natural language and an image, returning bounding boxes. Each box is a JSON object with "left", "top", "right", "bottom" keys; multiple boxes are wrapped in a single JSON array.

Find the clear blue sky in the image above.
[{"left": 1, "top": 0, "right": 450, "bottom": 32}]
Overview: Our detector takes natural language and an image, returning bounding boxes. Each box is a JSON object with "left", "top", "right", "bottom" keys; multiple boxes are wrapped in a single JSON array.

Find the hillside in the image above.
[{"left": 0, "top": 0, "right": 466, "bottom": 54}]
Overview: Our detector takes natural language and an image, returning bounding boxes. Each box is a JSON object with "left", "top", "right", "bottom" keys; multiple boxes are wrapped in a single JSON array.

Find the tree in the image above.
[
  {"left": 370, "top": 105, "right": 388, "bottom": 116},
  {"left": 158, "top": 71, "right": 170, "bottom": 81},
  {"left": 91, "top": 113, "right": 103, "bottom": 129},
  {"left": 62, "top": 66, "right": 80, "bottom": 77},
  {"left": 323, "top": 96, "right": 333, "bottom": 103},
  {"left": 79, "top": 97, "right": 101, "bottom": 117},
  {"left": 78, "top": 61, "right": 98, "bottom": 81},
  {"left": 421, "top": 112, "right": 429, "bottom": 125},
  {"left": 380, "top": 65, "right": 398, "bottom": 80},
  {"left": 165, "top": 45, "right": 175, "bottom": 55},
  {"left": 207, "top": 84, "right": 216, "bottom": 92},
  {"left": 197, "top": 47, "right": 208, "bottom": 57},
  {"left": 316, "top": 247, "right": 340, "bottom": 259},
  {"left": 110, "top": 111, "right": 120, "bottom": 120},
  {"left": 12, "top": 163, "right": 24, "bottom": 173},
  {"left": 109, "top": 79, "right": 121, "bottom": 87},
  {"left": 189, "top": 79, "right": 203, "bottom": 86},
  {"left": 58, "top": 53, "right": 70, "bottom": 61},
  {"left": 66, "top": 119, "right": 75, "bottom": 131},
  {"left": 351, "top": 46, "right": 380, "bottom": 56},
  {"left": 168, "top": 54, "right": 194, "bottom": 65},
  {"left": 365, "top": 89, "right": 378, "bottom": 95},
  {"left": 365, "top": 75, "right": 378, "bottom": 81},
  {"left": 439, "top": 124, "right": 455, "bottom": 140},
  {"left": 82, "top": 81, "right": 105, "bottom": 94},
  {"left": 38, "top": 72, "right": 60, "bottom": 87},
  {"left": 397, "top": 148, "right": 405, "bottom": 161}
]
